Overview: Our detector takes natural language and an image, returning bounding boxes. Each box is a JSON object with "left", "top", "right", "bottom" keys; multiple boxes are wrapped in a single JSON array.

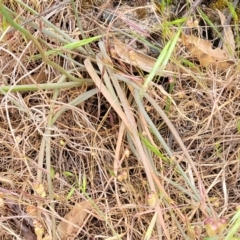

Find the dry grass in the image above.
[{"left": 0, "top": 0, "right": 240, "bottom": 239}]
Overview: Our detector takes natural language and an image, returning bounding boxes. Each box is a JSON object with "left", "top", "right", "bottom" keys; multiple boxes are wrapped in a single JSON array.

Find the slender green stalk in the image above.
[
  {"left": 225, "top": 208, "right": 240, "bottom": 240},
  {"left": 71, "top": 0, "right": 94, "bottom": 55},
  {"left": 141, "top": 28, "right": 182, "bottom": 92},
  {"left": 165, "top": 80, "right": 175, "bottom": 114},
  {"left": 33, "top": 36, "right": 101, "bottom": 60},
  {"left": 0, "top": 81, "right": 93, "bottom": 93}
]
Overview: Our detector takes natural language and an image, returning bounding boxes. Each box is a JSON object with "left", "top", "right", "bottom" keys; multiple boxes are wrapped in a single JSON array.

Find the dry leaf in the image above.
[
  {"left": 181, "top": 34, "right": 234, "bottom": 69},
  {"left": 110, "top": 36, "right": 170, "bottom": 76},
  {"left": 182, "top": 34, "right": 228, "bottom": 61},
  {"left": 57, "top": 201, "right": 93, "bottom": 240},
  {"left": 217, "top": 9, "right": 235, "bottom": 59}
]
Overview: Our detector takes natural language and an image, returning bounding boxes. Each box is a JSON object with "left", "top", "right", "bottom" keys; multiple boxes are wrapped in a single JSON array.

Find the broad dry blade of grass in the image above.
[{"left": 84, "top": 57, "right": 172, "bottom": 239}]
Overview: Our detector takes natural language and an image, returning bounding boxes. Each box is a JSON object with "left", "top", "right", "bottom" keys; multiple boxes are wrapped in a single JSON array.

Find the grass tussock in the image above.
[{"left": 0, "top": 0, "right": 240, "bottom": 239}]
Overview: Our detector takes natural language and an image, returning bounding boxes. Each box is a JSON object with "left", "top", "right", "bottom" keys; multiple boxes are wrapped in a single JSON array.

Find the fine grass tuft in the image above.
[{"left": 0, "top": 0, "right": 240, "bottom": 239}]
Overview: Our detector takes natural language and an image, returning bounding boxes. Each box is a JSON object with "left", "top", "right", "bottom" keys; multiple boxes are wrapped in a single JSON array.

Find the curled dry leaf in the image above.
[
  {"left": 216, "top": 9, "right": 235, "bottom": 59},
  {"left": 110, "top": 36, "right": 170, "bottom": 76},
  {"left": 181, "top": 33, "right": 235, "bottom": 69},
  {"left": 57, "top": 201, "right": 93, "bottom": 240}
]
